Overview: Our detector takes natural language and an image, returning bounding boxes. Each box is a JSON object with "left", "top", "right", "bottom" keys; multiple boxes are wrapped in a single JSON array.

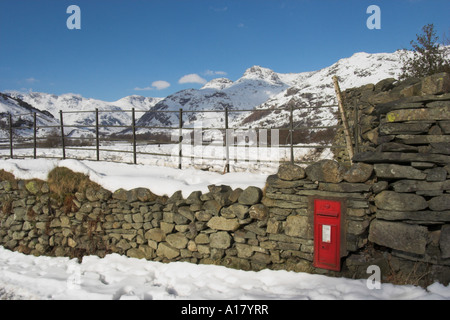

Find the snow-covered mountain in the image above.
[
  {"left": 136, "top": 50, "right": 408, "bottom": 136},
  {"left": 235, "top": 51, "right": 407, "bottom": 133},
  {"left": 254, "top": 50, "right": 404, "bottom": 110},
  {"left": 0, "top": 93, "right": 57, "bottom": 139},
  {"left": 108, "top": 95, "right": 164, "bottom": 112},
  {"left": 4, "top": 92, "right": 163, "bottom": 136},
  {"left": 2, "top": 49, "right": 419, "bottom": 141},
  {"left": 136, "top": 65, "right": 294, "bottom": 132}
]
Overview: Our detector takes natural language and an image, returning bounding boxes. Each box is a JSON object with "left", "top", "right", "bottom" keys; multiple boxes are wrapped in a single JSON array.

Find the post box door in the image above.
[{"left": 314, "top": 199, "right": 341, "bottom": 271}]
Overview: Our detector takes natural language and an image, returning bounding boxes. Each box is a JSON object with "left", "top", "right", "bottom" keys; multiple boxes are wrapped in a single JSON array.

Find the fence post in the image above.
[
  {"left": 333, "top": 76, "right": 354, "bottom": 164},
  {"left": 290, "top": 104, "right": 294, "bottom": 164},
  {"left": 8, "top": 113, "right": 13, "bottom": 159},
  {"left": 225, "top": 108, "right": 230, "bottom": 173},
  {"left": 95, "top": 109, "right": 100, "bottom": 161},
  {"left": 33, "top": 112, "right": 37, "bottom": 159},
  {"left": 132, "top": 108, "right": 137, "bottom": 165},
  {"left": 59, "top": 110, "right": 66, "bottom": 159},
  {"left": 178, "top": 108, "right": 183, "bottom": 170}
]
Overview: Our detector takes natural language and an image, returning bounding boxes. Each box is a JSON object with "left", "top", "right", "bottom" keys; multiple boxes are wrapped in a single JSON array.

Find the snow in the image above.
[
  {"left": 201, "top": 78, "right": 234, "bottom": 90},
  {"left": 1, "top": 157, "right": 450, "bottom": 300},
  {"left": 0, "top": 158, "right": 269, "bottom": 198},
  {"left": 1, "top": 246, "right": 449, "bottom": 300},
  {"left": 0, "top": 136, "right": 332, "bottom": 175},
  {"left": 3, "top": 92, "right": 163, "bottom": 137}
]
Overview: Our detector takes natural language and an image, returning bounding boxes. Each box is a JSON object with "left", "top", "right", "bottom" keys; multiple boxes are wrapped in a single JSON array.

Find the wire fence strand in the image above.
[{"left": 0, "top": 105, "right": 350, "bottom": 171}]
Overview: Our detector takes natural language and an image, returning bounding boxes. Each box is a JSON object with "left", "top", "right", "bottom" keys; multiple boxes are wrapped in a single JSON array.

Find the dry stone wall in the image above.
[
  {"left": 346, "top": 72, "right": 450, "bottom": 284},
  {"left": 0, "top": 180, "right": 271, "bottom": 271},
  {"left": 0, "top": 160, "right": 374, "bottom": 276},
  {"left": 334, "top": 72, "right": 450, "bottom": 162}
]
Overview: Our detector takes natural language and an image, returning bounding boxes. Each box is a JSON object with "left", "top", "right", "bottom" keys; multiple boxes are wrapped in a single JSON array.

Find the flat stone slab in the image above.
[
  {"left": 386, "top": 106, "right": 450, "bottom": 122},
  {"left": 374, "top": 191, "right": 427, "bottom": 211},
  {"left": 369, "top": 219, "right": 428, "bottom": 255}
]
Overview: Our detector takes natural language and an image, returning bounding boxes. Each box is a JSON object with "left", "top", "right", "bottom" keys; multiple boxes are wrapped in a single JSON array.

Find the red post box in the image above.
[{"left": 313, "top": 199, "right": 342, "bottom": 271}]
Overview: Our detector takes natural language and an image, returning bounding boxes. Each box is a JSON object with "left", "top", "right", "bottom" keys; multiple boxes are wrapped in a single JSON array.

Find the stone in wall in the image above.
[
  {"left": 421, "top": 72, "right": 450, "bottom": 96},
  {"left": 369, "top": 220, "right": 428, "bottom": 255},
  {"left": 342, "top": 162, "right": 374, "bottom": 183},
  {"left": 305, "top": 160, "right": 345, "bottom": 183},
  {"left": 374, "top": 191, "right": 428, "bottom": 211},
  {"left": 374, "top": 164, "right": 426, "bottom": 180},
  {"left": 277, "top": 163, "right": 306, "bottom": 181},
  {"left": 441, "top": 225, "right": 450, "bottom": 259}
]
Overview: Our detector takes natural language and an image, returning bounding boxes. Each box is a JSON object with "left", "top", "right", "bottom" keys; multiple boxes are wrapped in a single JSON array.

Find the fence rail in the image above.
[{"left": 0, "top": 104, "right": 350, "bottom": 172}]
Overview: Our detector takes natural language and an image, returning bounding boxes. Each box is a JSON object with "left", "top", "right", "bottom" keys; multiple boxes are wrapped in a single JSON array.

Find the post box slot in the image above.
[
  {"left": 315, "top": 199, "right": 340, "bottom": 215},
  {"left": 316, "top": 211, "right": 339, "bottom": 217}
]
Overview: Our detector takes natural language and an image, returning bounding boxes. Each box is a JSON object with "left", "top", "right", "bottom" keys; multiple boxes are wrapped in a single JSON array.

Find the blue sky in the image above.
[{"left": 0, "top": 0, "right": 449, "bottom": 101}]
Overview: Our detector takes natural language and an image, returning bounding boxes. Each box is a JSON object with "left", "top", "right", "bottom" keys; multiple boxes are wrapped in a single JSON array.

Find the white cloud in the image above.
[
  {"left": 204, "top": 70, "right": 228, "bottom": 76},
  {"left": 134, "top": 80, "right": 171, "bottom": 91},
  {"left": 178, "top": 74, "right": 207, "bottom": 85},
  {"left": 134, "top": 86, "right": 152, "bottom": 91},
  {"left": 25, "top": 77, "right": 38, "bottom": 83},
  {"left": 210, "top": 6, "right": 228, "bottom": 12},
  {"left": 151, "top": 80, "right": 171, "bottom": 90}
]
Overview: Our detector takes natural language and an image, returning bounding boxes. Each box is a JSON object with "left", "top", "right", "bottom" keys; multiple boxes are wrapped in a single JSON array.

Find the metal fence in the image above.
[{"left": 0, "top": 104, "right": 348, "bottom": 172}]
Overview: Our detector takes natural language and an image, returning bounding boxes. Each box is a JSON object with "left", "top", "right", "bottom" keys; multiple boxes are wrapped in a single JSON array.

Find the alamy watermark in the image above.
[
  {"left": 67, "top": 5, "right": 81, "bottom": 30},
  {"left": 366, "top": 265, "right": 382, "bottom": 290},
  {"left": 367, "top": 5, "right": 381, "bottom": 30},
  {"left": 168, "top": 121, "right": 281, "bottom": 168},
  {"left": 66, "top": 5, "right": 381, "bottom": 31}
]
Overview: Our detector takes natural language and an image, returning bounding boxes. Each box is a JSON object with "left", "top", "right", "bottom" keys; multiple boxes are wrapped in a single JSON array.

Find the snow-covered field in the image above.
[
  {"left": 1, "top": 246, "right": 450, "bottom": 301},
  {"left": 0, "top": 158, "right": 450, "bottom": 300},
  {"left": 0, "top": 139, "right": 334, "bottom": 174}
]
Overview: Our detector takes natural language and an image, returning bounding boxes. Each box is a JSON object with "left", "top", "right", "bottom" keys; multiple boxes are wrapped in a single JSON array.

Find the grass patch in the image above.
[
  {"left": 0, "top": 169, "right": 15, "bottom": 182},
  {"left": 47, "top": 167, "right": 101, "bottom": 197},
  {"left": 386, "top": 259, "right": 431, "bottom": 287}
]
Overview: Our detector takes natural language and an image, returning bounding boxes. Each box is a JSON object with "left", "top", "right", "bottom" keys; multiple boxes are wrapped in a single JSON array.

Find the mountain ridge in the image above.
[
  {"left": 135, "top": 50, "right": 410, "bottom": 133},
  {"left": 1, "top": 49, "right": 424, "bottom": 138}
]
